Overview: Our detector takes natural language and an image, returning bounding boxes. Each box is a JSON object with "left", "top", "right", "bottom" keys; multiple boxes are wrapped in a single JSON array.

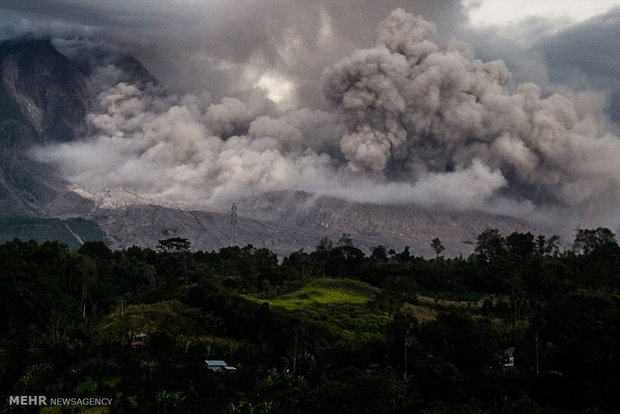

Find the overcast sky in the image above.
[
  {"left": 1, "top": 0, "right": 619, "bottom": 117},
  {"left": 3, "top": 1, "right": 620, "bottom": 233}
]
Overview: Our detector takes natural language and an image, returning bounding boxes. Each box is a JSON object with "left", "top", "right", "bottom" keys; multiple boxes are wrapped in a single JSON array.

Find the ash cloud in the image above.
[
  {"left": 31, "top": 36, "right": 509, "bottom": 213},
  {"left": 19, "top": 7, "right": 620, "bottom": 233},
  {"left": 321, "top": 9, "right": 620, "bottom": 229}
]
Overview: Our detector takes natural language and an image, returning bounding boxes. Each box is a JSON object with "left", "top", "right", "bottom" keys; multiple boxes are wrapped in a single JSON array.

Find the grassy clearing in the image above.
[
  {"left": 416, "top": 294, "right": 511, "bottom": 310},
  {"left": 410, "top": 294, "right": 510, "bottom": 323},
  {"left": 417, "top": 294, "right": 482, "bottom": 309},
  {"left": 96, "top": 300, "right": 211, "bottom": 344},
  {"left": 246, "top": 278, "right": 378, "bottom": 310},
  {"left": 401, "top": 302, "right": 439, "bottom": 323}
]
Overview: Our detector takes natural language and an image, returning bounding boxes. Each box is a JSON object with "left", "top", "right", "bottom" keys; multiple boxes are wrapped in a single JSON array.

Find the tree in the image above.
[
  {"left": 337, "top": 233, "right": 353, "bottom": 247},
  {"left": 573, "top": 227, "right": 618, "bottom": 255},
  {"left": 157, "top": 238, "right": 192, "bottom": 286},
  {"left": 314, "top": 237, "right": 333, "bottom": 276},
  {"left": 66, "top": 252, "right": 98, "bottom": 319},
  {"left": 430, "top": 237, "right": 445, "bottom": 258},
  {"left": 156, "top": 237, "right": 191, "bottom": 254},
  {"left": 283, "top": 250, "right": 311, "bottom": 279},
  {"left": 474, "top": 228, "right": 506, "bottom": 261},
  {"left": 506, "top": 232, "right": 535, "bottom": 257},
  {"left": 328, "top": 245, "right": 365, "bottom": 277},
  {"left": 78, "top": 241, "right": 112, "bottom": 260},
  {"left": 396, "top": 246, "right": 411, "bottom": 262},
  {"left": 315, "top": 237, "right": 333, "bottom": 252},
  {"left": 535, "top": 234, "right": 561, "bottom": 256},
  {"left": 543, "top": 290, "right": 620, "bottom": 408},
  {"left": 371, "top": 245, "right": 388, "bottom": 262}
]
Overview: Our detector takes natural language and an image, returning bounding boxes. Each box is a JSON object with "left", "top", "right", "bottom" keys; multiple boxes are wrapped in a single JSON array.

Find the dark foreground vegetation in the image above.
[{"left": 1, "top": 228, "right": 619, "bottom": 413}]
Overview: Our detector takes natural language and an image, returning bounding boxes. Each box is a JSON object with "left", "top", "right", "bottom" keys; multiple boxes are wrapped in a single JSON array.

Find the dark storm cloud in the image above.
[
  {"left": 538, "top": 7, "right": 620, "bottom": 81},
  {"left": 535, "top": 7, "right": 620, "bottom": 121},
  {"left": 0, "top": 0, "right": 467, "bottom": 106},
  {"left": 459, "top": 6, "right": 620, "bottom": 122}
]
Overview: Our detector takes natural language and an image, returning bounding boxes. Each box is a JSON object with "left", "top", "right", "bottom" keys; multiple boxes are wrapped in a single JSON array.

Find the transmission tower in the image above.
[{"left": 230, "top": 202, "right": 238, "bottom": 245}]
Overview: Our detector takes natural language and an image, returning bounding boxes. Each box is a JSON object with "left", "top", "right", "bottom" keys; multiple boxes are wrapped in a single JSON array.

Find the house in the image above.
[
  {"left": 205, "top": 360, "right": 237, "bottom": 373},
  {"left": 504, "top": 347, "right": 515, "bottom": 367},
  {"left": 366, "top": 363, "right": 381, "bottom": 373},
  {"left": 131, "top": 332, "right": 147, "bottom": 348}
]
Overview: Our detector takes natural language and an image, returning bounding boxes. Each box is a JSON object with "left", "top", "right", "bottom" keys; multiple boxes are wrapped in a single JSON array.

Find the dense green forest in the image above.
[{"left": 1, "top": 228, "right": 619, "bottom": 413}]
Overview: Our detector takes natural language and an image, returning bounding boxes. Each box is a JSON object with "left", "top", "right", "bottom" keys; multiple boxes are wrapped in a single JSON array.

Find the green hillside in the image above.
[{"left": 246, "top": 278, "right": 378, "bottom": 310}]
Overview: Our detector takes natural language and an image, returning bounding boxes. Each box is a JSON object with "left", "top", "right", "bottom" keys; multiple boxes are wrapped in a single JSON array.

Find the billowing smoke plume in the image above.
[
  {"left": 322, "top": 9, "right": 620, "bottom": 227},
  {"left": 32, "top": 53, "right": 348, "bottom": 204},
  {"left": 32, "top": 9, "right": 620, "bottom": 232}
]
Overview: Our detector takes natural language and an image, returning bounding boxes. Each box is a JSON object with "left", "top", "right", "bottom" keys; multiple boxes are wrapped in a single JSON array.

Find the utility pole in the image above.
[
  {"left": 536, "top": 330, "right": 540, "bottom": 375},
  {"left": 230, "top": 202, "right": 238, "bottom": 245},
  {"left": 404, "top": 332, "right": 408, "bottom": 374},
  {"left": 119, "top": 299, "right": 126, "bottom": 344},
  {"left": 293, "top": 329, "right": 298, "bottom": 373}
]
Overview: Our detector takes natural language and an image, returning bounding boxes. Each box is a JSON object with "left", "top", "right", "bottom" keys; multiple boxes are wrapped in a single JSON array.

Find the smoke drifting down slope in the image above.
[{"left": 33, "top": 9, "right": 620, "bottom": 232}]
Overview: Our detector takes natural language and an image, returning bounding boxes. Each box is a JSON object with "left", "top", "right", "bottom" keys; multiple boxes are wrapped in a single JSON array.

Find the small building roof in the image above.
[
  {"left": 205, "top": 360, "right": 237, "bottom": 372},
  {"left": 205, "top": 360, "right": 229, "bottom": 366}
]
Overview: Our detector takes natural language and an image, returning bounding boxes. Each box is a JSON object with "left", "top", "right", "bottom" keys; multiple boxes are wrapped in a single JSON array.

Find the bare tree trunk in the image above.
[
  {"left": 293, "top": 329, "right": 298, "bottom": 373},
  {"left": 404, "top": 333, "right": 408, "bottom": 374},
  {"left": 81, "top": 283, "right": 87, "bottom": 319},
  {"left": 536, "top": 331, "right": 540, "bottom": 375}
]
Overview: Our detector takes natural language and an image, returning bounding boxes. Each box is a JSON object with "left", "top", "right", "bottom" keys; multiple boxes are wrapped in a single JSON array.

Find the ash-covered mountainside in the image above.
[
  {"left": 0, "top": 37, "right": 93, "bottom": 213},
  {"left": 43, "top": 186, "right": 539, "bottom": 257},
  {"left": 0, "top": 35, "right": 541, "bottom": 255},
  {"left": 0, "top": 37, "right": 156, "bottom": 217},
  {"left": 0, "top": 37, "right": 90, "bottom": 145},
  {"left": 236, "top": 190, "right": 537, "bottom": 256}
]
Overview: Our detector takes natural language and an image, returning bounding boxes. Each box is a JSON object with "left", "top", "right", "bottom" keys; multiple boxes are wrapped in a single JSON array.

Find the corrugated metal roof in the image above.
[{"left": 205, "top": 360, "right": 228, "bottom": 366}]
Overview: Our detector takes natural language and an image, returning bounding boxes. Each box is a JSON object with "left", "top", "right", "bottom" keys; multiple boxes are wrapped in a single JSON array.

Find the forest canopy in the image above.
[{"left": 0, "top": 228, "right": 618, "bottom": 413}]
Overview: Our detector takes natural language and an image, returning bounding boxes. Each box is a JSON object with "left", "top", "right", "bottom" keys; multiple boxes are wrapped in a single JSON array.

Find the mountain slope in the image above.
[
  {"left": 0, "top": 37, "right": 540, "bottom": 255},
  {"left": 0, "top": 36, "right": 90, "bottom": 146},
  {"left": 0, "top": 36, "right": 92, "bottom": 214},
  {"left": 236, "top": 190, "right": 537, "bottom": 256},
  {"left": 40, "top": 188, "right": 537, "bottom": 257}
]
